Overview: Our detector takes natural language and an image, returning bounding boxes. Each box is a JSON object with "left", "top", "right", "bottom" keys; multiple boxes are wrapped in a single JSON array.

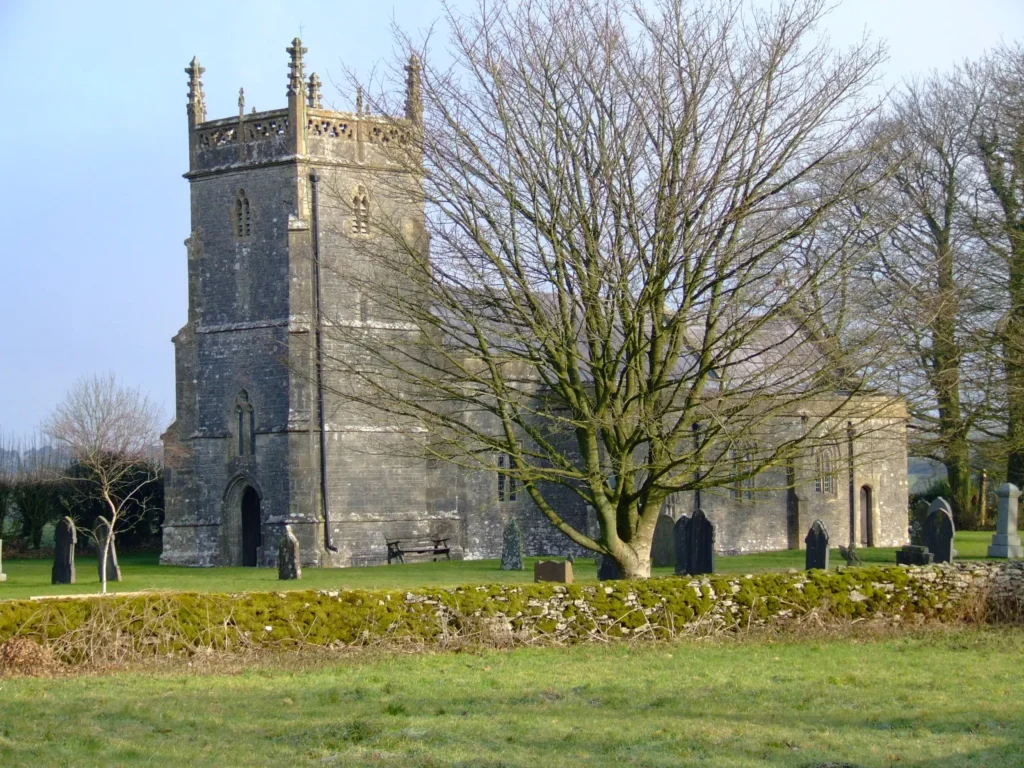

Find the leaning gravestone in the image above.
[
  {"left": 988, "top": 483, "right": 1024, "bottom": 558},
  {"left": 534, "top": 560, "right": 574, "bottom": 584},
  {"left": 94, "top": 516, "right": 121, "bottom": 582},
  {"left": 804, "top": 520, "right": 829, "bottom": 570},
  {"left": 676, "top": 510, "right": 715, "bottom": 576},
  {"left": 924, "top": 497, "right": 956, "bottom": 564},
  {"left": 650, "top": 514, "right": 675, "bottom": 568},
  {"left": 278, "top": 524, "right": 302, "bottom": 580},
  {"left": 500, "top": 518, "right": 524, "bottom": 571},
  {"left": 51, "top": 516, "right": 77, "bottom": 585},
  {"left": 597, "top": 554, "right": 622, "bottom": 580}
]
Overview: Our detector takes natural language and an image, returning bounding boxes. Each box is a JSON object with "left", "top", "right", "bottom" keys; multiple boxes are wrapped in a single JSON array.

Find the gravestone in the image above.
[
  {"left": 675, "top": 510, "right": 715, "bottom": 576},
  {"left": 0, "top": 539, "right": 6, "bottom": 582},
  {"left": 278, "top": 524, "right": 302, "bottom": 580},
  {"left": 500, "top": 518, "right": 524, "bottom": 571},
  {"left": 804, "top": 520, "right": 829, "bottom": 570},
  {"left": 534, "top": 560, "right": 574, "bottom": 584},
  {"left": 924, "top": 497, "right": 955, "bottom": 564},
  {"left": 51, "top": 516, "right": 77, "bottom": 585},
  {"left": 94, "top": 516, "right": 121, "bottom": 583},
  {"left": 987, "top": 483, "right": 1024, "bottom": 558},
  {"left": 896, "top": 544, "right": 934, "bottom": 566},
  {"left": 910, "top": 499, "right": 929, "bottom": 546},
  {"left": 597, "top": 554, "right": 622, "bottom": 580},
  {"left": 650, "top": 514, "right": 675, "bottom": 568}
]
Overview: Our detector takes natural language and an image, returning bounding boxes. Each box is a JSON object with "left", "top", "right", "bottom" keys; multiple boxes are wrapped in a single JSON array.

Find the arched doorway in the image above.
[
  {"left": 859, "top": 485, "right": 874, "bottom": 547},
  {"left": 241, "top": 486, "right": 262, "bottom": 567}
]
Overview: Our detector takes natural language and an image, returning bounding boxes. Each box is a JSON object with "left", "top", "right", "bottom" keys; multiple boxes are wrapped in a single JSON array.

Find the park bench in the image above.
[{"left": 386, "top": 537, "right": 451, "bottom": 565}]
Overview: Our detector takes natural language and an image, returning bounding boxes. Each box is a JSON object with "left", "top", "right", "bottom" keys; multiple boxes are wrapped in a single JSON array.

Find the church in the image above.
[{"left": 160, "top": 40, "right": 910, "bottom": 568}]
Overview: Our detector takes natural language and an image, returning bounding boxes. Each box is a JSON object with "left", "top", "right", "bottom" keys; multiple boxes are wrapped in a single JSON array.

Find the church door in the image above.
[
  {"left": 241, "top": 486, "right": 262, "bottom": 567},
  {"left": 859, "top": 485, "right": 874, "bottom": 547}
]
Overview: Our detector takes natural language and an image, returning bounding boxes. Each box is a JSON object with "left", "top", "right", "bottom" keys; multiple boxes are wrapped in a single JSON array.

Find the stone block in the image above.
[
  {"left": 988, "top": 484, "right": 1024, "bottom": 558},
  {"left": 534, "top": 560, "right": 573, "bottom": 584}
]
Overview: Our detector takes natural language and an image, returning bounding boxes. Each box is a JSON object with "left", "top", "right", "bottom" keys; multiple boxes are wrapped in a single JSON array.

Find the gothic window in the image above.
[
  {"left": 351, "top": 186, "right": 369, "bottom": 235},
  {"left": 234, "top": 190, "right": 252, "bottom": 238},
  {"left": 497, "top": 451, "right": 517, "bottom": 502},
  {"left": 236, "top": 390, "right": 256, "bottom": 457},
  {"left": 815, "top": 445, "right": 839, "bottom": 495}
]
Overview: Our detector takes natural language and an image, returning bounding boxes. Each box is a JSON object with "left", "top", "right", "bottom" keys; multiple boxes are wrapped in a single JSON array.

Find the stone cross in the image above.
[
  {"left": 987, "top": 483, "right": 1023, "bottom": 558},
  {"left": 534, "top": 560, "right": 573, "bottom": 584},
  {"left": 277, "top": 525, "right": 302, "bottom": 580},
  {"left": 500, "top": 518, "right": 524, "bottom": 571},
  {"left": 597, "top": 554, "right": 622, "bottom": 580},
  {"left": 924, "top": 497, "right": 955, "bottom": 564},
  {"left": 51, "top": 516, "right": 77, "bottom": 585},
  {"left": 0, "top": 539, "right": 6, "bottom": 582},
  {"left": 675, "top": 509, "right": 715, "bottom": 576},
  {"left": 804, "top": 519, "right": 829, "bottom": 570},
  {"left": 649, "top": 514, "right": 675, "bottom": 568},
  {"left": 95, "top": 516, "right": 121, "bottom": 583}
]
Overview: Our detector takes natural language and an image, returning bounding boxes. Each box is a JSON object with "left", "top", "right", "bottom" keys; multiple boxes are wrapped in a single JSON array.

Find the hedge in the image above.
[{"left": 0, "top": 562, "right": 1020, "bottom": 664}]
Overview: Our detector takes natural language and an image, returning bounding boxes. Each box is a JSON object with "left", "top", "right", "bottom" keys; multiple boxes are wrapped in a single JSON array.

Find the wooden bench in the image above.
[{"left": 386, "top": 538, "right": 451, "bottom": 565}]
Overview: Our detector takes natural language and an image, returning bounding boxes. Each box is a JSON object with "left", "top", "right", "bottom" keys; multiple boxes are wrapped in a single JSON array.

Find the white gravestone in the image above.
[{"left": 988, "top": 483, "right": 1024, "bottom": 558}]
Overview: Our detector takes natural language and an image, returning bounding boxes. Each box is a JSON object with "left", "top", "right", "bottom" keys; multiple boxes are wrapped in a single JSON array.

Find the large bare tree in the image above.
[
  {"left": 44, "top": 374, "right": 162, "bottom": 593},
  {"left": 326, "top": 0, "right": 895, "bottom": 577}
]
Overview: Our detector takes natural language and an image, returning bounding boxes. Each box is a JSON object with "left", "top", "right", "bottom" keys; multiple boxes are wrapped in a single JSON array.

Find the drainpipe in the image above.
[{"left": 310, "top": 172, "right": 338, "bottom": 552}]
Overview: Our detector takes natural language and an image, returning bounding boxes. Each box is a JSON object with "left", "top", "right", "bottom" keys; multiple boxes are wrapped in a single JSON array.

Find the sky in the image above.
[{"left": 0, "top": 0, "right": 1022, "bottom": 437}]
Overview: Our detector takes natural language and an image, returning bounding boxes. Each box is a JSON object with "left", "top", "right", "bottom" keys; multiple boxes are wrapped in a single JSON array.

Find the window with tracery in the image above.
[
  {"left": 497, "top": 451, "right": 517, "bottom": 502},
  {"left": 236, "top": 390, "right": 256, "bottom": 457},
  {"left": 351, "top": 186, "right": 369, "bottom": 235},
  {"left": 814, "top": 445, "right": 840, "bottom": 495},
  {"left": 234, "top": 190, "right": 252, "bottom": 238}
]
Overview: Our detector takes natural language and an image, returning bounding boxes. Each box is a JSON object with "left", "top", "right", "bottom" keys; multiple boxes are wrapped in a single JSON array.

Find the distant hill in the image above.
[{"left": 908, "top": 457, "right": 946, "bottom": 494}]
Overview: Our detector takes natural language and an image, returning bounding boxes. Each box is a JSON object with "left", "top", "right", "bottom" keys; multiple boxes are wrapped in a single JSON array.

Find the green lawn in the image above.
[
  {"left": 0, "top": 530, "right": 1009, "bottom": 601},
  {"left": 0, "top": 628, "right": 1021, "bottom": 766}
]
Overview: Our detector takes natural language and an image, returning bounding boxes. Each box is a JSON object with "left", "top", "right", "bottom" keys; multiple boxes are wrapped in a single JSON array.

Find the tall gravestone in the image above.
[
  {"left": 0, "top": 539, "right": 6, "bottom": 582},
  {"left": 51, "top": 516, "right": 77, "bottom": 585},
  {"left": 650, "top": 514, "right": 675, "bottom": 568},
  {"left": 278, "top": 524, "right": 302, "bottom": 580},
  {"left": 675, "top": 510, "right": 715, "bottom": 576},
  {"left": 910, "top": 499, "right": 929, "bottom": 546},
  {"left": 94, "top": 516, "right": 121, "bottom": 583},
  {"left": 500, "top": 518, "right": 524, "bottom": 571},
  {"left": 597, "top": 554, "right": 622, "bottom": 580},
  {"left": 988, "top": 483, "right": 1023, "bottom": 558},
  {"left": 924, "top": 497, "right": 955, "bottom": 564},
  {"left": 804, "top": 520, "right": 829, "bottom": 570}
]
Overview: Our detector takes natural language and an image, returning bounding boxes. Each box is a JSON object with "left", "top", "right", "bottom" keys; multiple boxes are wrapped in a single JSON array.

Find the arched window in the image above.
[
  {"left": 235, "top": 190, "right": 251, "bottom": 238},
  {"left": 351, "top": 186, "right": 369, "bottom": 235},
  {"left": 815, "top": 445, "right": 839, "bottom": 495},
  {"left": 236, "top": 390, "right": 255, "bottom": 457}
]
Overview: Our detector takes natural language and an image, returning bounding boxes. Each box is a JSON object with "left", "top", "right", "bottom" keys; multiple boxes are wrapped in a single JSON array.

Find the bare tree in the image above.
[
  {"left": 859, "top": 71, "right": 994, "bottom": 528},
  {"left": 325, "top": 0, "right": 894, "bottom": 577},
  {"left": 44, "top": 374, "right": 162, "bottom": 593},
  {"left": 972, "top": 44, "right": 1024, "bottom": 488},
  {"left": 0, "top": 430, "right": 16, "bottom": 538}
]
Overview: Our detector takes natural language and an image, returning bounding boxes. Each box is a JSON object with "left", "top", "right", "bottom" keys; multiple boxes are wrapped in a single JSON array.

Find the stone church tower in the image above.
[{"left": 162, "top": 40, "right": 464, "bottom": 567}]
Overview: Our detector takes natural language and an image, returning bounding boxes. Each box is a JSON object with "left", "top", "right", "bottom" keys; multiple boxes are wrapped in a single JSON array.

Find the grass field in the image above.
[
  {"left": 0, "top": 530, "right": 1008, "bottom": 601},
  {"left": 0, "top": 627, "right": 1020, "bottom": 766}
]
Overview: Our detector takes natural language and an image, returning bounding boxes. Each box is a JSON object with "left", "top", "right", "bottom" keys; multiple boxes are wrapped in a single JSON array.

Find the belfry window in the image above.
[
  {"left": 235, "top": 190, "right": 252, "bottom": 238},
  {"left": 815, "top": 445, "right": 839, "bottom": 495},
  {"left": 351, "top": 186, "right": 369, "bottom": 235},
  {"left": 497, "top": 452, "right": 517, "bottom": 502},
  {"left": 236, "top": 390, "right": 256, "bottom": 456}
]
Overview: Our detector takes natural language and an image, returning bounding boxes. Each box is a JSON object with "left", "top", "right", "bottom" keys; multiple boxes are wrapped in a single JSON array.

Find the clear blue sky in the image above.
[{"left": 0, "top": 0, "right": 1021, "bottom": 437}]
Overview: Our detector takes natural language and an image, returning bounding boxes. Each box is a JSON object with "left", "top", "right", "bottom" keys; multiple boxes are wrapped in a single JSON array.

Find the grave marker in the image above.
[
  {"left": 534, "top": 560, "right": 574, "bottom": 584},
  {"left": 278, "top": 524, "right": 302, "bottom": 580},
  {"left": 675, "top": 510, "right": 715, "bottom": 576},
  {"left": 500, "top": 518, "right": 524, "bottom": 571},
  {"left": 94, "top": 516, "right": 121, "bottom": 583},
  {"left": 804, "top": 520, "right": 829, "bottom": 570},
  {"left": 597, "top": 554, "right": 622, "bottom": 580},
  {"left": 987, "top": 483, "right": 1024, "bottom": 558},
  {"left": 51, "top": 516, "right": 76, "bottom": 585},
  {"left": 924, "top": 497, "right": 955, "bottom": 564},
  {"left": 650, "top": 514, "right": 675, "bottom": 568}
]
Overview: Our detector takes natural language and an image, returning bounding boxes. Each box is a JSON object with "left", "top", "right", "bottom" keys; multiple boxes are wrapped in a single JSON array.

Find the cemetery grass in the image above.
[
  {"left": 1, "top": 627, "right": 1022, "bottom": 767},
  {"left": 0, "top": 531, "right": 1005, "bottom": 601}
]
